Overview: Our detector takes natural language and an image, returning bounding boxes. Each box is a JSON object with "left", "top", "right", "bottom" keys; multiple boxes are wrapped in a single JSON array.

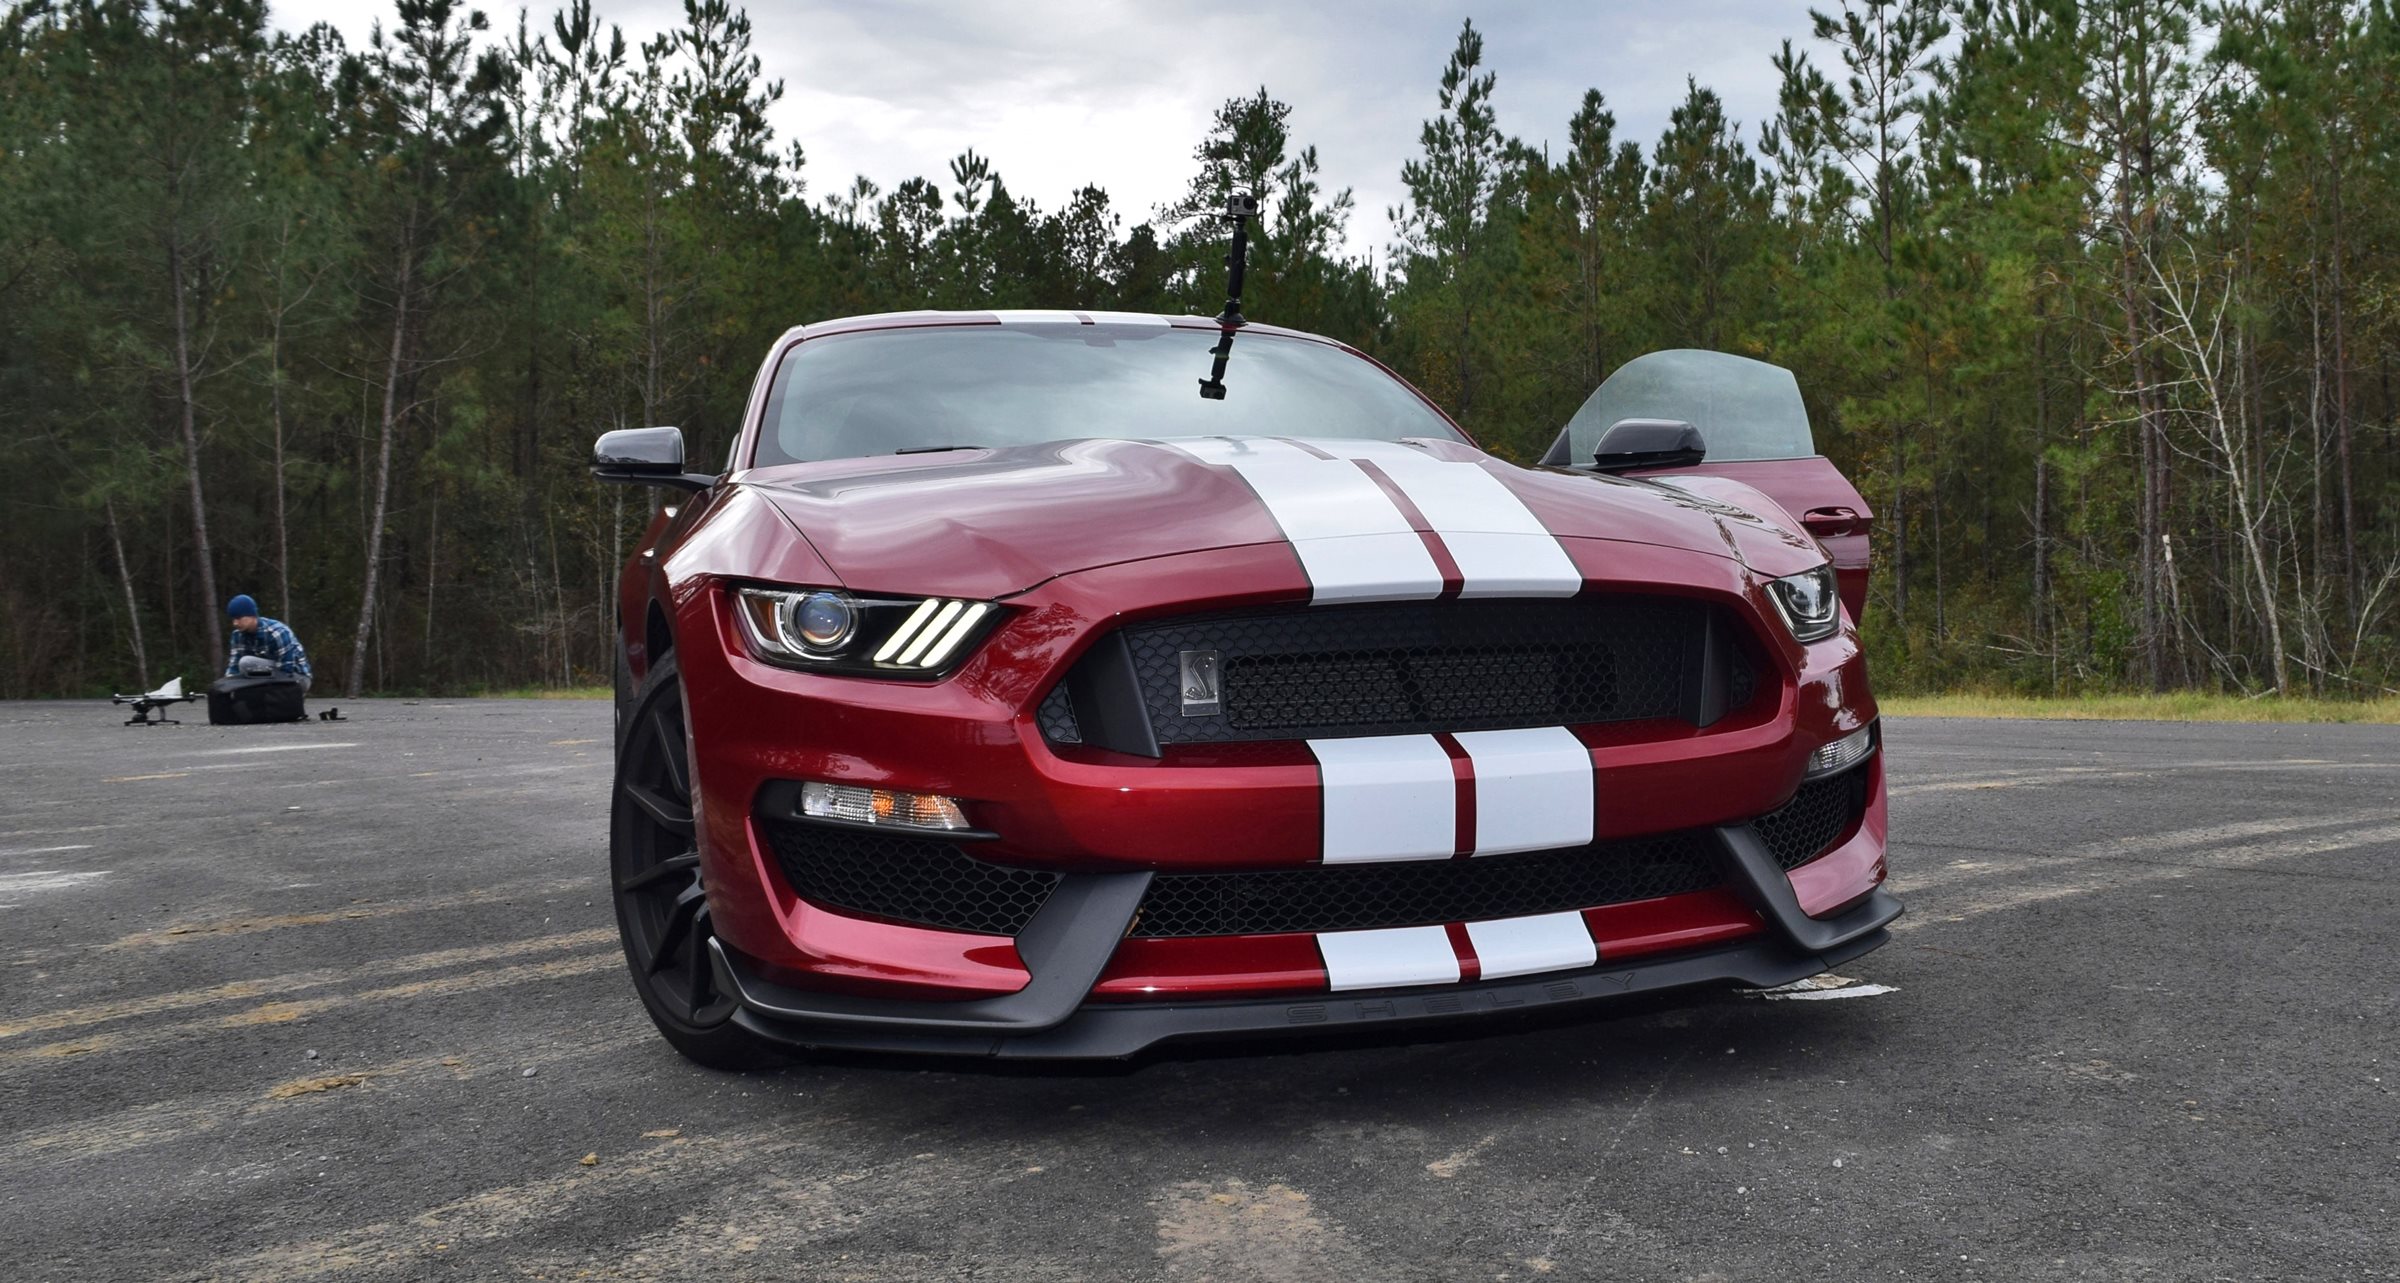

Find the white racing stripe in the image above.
[
  {"left": 1317, "top": 925, "right": 1460, "bottom": 991},
  {"left": 1309, "top": 735, "right": 1455, "bottom": 863},
  {"left": 1464, "top": 911, "right": 1598, "bottom": 980},
  {"left": 1319, "top": 440, "right": 1582, "bottom": 597},
  {"left": 1168, "top": 437, "right": 1443, "bottom": 603},
  {"left": 1289, "top": 533, "right": 1447, "bottom": 603},
  {"left": 1310, "top": 726, "right": 1597, "bottom": 861},
  {"left": 1453, "top": 727, "right": 1595, "bottom": 854}
]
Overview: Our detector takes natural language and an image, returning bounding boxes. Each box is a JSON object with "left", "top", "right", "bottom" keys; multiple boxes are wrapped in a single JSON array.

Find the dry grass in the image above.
[{"left": 1880, "top": 691, "right": 2400, "bottom": 724}]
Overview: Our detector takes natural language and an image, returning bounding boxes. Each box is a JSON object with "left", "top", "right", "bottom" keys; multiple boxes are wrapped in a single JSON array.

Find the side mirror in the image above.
[
  {"left": 1591, "top": 418, "right": 1705, "bottom": 473},
  {"left": 593, "top": 426, "right": 716, "bottom": 492}
]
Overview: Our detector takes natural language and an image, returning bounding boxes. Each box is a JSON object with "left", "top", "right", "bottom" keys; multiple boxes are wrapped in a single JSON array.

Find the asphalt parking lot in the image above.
[{"left": 0, "top": 700, "right": 2393, "bottom": 1282}]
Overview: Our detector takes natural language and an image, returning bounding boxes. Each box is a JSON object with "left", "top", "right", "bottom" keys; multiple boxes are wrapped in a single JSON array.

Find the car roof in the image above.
[{"left": 778, "top": 309, "right": 1342, "bottom": 346}]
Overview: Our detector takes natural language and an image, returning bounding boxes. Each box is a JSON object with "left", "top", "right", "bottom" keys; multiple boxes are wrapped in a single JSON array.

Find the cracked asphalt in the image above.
[{"left": 0, "top": 700, "right": 2394, "bottom": 1281}]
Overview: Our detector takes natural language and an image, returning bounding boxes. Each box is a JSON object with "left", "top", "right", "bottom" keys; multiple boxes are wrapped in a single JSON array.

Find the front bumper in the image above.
[
  {"left": 707, "top": 820, "right": 1901, "bottom": 1059},
  {"left": 668, "top": 541, "right": 1896, "bottom": 1056}
]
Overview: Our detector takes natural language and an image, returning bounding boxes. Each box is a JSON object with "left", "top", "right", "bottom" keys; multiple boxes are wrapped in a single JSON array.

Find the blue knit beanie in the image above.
[{"left": 227, "top": 594, "right": 258, "bottom": 619}]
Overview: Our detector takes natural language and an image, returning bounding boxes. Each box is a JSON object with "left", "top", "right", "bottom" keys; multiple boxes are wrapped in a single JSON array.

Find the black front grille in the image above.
[
  {"left": 1093, "top": 596, "right": 1742, "bottom": 747},
  {"left": 1136, "top": 831, "right": 1723, "bottom": 938},
  {"left": 1135, "top": 762, "right": 1871, "bottom": 938},
  {"left": 757, "top": 763, "right": 1867, "bottom": 942},
  {"left": 761, "top": 821, "right": 1059, "bottom": 936},
  {"left": 1755, "top": 768, "right": 1870, "bottom": 871}
]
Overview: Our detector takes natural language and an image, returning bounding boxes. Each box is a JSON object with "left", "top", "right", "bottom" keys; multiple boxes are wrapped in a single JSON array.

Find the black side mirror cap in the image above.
[
  {"left": 593, "top": 426, "right": 716, "bottom": 492},
  {"left": 1591, "top": 418, "right": 1705, "bottom": 473}
]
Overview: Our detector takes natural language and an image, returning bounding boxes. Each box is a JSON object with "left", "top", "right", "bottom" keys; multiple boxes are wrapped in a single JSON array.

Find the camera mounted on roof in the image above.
[{"left": 1198, "top": 191, "right": 1261, "bottom": 401}]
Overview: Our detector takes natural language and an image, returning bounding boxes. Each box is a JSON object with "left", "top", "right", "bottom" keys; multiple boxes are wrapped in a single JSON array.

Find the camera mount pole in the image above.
[
  {"left": 1215, "top": 190, "right": 1259, "bottom": 328},
  {"left": 1200, "top": 191, "right": 1259, "bottom": 401}
]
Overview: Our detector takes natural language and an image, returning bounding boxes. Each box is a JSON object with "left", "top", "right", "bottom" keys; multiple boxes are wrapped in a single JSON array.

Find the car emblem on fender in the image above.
[{"left": 1179, "top": 649, "right": 1222, "bottom": 717}]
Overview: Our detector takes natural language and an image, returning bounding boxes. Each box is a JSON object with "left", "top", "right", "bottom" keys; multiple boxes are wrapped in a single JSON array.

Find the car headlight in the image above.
[
  {"left": 1765, "top": 564, "right": 1841, "bottom": 643},
  {"left": 733, "top": 587, "right": 997, "bottom": 676}
]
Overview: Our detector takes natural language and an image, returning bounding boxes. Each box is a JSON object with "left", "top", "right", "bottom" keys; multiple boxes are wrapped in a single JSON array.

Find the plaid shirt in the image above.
[{"left": 225, "top": 617, "right": 312, "bottom": 681}]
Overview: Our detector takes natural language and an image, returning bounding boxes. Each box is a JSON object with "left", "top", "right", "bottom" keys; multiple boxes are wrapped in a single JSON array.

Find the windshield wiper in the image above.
[{"left": 894, "top": 444, "right": 984, "bottom": 454}]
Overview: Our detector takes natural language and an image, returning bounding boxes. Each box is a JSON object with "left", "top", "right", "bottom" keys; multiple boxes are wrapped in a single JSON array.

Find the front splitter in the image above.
[{"left": 710, "top": 886, "right": 1900, "bottom": 1060}]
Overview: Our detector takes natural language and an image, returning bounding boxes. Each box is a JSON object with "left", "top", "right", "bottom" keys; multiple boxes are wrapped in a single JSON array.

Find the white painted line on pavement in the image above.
[
  {"left": 1895, "top": 810, "right": 2400, "bottom": 896},
  {"left": 1896, "top": 821, "right": 2400, "bottom": 929},
  {"left": 0, "top": 845, "right": 95, "bottom": 858},
  {"left": 198, "top": 743, "right": 360, "bottom": 755},
  {"left": 1893, "top": 759, "right": 2400, "bottom": 798},
  {"left": 2079, "top": 812, "right": 2400, "bottom": 858},
  {"left": 0, "top": 870, "right": 109, "bottom": 899}
]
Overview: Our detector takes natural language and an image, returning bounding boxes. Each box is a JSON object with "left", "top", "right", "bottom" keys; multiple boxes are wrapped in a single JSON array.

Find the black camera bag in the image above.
[{"left": 207, "top": 675, "right": 307, "bottom": 725}]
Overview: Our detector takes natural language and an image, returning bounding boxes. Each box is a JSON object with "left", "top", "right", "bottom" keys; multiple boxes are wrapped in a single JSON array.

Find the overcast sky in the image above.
[{"left": 268, "top": 0, "right": 1806, "bottom": 263}]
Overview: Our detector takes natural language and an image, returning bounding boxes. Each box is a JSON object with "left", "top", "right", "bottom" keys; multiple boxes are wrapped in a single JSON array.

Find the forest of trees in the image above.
[{"left": 2, "top": 0, "right": 2395, "bottom": 700}]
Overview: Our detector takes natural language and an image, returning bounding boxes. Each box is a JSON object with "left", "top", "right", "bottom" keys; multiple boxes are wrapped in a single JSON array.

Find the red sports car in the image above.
[{"left": 594, "top": 311, "right": 1896, "bottom": 1066}]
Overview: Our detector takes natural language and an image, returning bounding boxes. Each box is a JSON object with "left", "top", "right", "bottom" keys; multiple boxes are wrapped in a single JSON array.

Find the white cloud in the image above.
[{"left": 268, "top": 0, "right": 1801, "bottom": 261}]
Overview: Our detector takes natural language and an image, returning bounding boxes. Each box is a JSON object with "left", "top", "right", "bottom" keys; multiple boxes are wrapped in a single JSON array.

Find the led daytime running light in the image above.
[{"left": 737, "top": 587, "right": 997, "bottom": 674}]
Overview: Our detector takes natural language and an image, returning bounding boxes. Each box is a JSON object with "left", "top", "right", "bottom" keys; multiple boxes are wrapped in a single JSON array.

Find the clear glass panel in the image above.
[
  {"left": 753, "top": 324, "right": 1464, "bottom": 465},
  {"left": 1562, "top": 349, "right": 1815, "bottom": 464}
]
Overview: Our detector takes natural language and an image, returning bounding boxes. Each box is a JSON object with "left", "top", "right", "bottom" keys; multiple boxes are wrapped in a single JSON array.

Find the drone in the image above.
[{"left": 111, "top": 676, "right": 202, "bottom": 726}]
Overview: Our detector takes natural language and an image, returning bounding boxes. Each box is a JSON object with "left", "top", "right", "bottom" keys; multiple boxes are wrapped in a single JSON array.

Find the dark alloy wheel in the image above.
[{"left": 610, "top": 652, "right": 782, "bottom": 1069}]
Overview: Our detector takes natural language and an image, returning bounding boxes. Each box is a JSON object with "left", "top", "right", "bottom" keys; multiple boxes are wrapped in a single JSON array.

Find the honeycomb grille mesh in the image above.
[
  {"left": 1036, "top": 685, "right": 1081, "bottom": 744},
  {"left": 1136, "top": 832, "right": 1722, "bottom": 938},
  {"left": 761, "top": 821, "right": 1060, "bottom": 936},
  {"left": 1116, "top": 597, "right": 1704, "bottom": 745},
  {"left": 1754, "top": 767, "right": 1869, "bottom": 871}
]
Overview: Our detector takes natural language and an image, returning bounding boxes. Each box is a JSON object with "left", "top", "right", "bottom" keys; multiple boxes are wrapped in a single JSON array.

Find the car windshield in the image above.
[
  {"left": 1558, "top": 349, "right": 1816, "bottom": 464},
  {"left": 751, "top": 322, "right": 1465, "bottom": 465}
]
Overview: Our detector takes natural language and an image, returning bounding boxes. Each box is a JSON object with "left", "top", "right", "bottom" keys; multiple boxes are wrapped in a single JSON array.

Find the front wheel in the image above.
[{"left": 610, "top": 652, "right": 783, "bottom": 1070}]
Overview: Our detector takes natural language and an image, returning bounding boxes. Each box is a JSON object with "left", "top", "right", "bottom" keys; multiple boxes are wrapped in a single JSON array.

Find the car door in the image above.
[{"left": 1540, "top": 349, "right": 1874, "bottom": 625}]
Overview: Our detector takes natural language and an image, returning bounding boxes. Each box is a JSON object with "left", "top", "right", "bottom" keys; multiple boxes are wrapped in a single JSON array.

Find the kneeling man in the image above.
[{"left": 224, "top": 594, "right": 312, "bottom": 693}]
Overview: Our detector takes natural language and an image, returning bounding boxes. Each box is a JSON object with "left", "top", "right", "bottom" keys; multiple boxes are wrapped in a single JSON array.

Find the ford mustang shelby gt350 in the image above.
[{"left": 595, "top": 310, "right": 1897, "bottom": 1066}]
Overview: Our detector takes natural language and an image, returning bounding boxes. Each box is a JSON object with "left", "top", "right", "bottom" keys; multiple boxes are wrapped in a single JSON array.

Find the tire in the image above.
[{"left": 609, "top": 651, "right": 785, "bottom": 1070}]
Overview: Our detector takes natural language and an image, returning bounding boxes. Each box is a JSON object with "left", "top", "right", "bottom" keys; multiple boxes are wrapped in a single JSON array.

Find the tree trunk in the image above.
[
  {"left": 424, "top": 487, "right": 439, "bottom": 671},
  {"left": 2117, "top": 208, "right": 2161, "bottom": 689},
  {"left": 270, "top": 294, "right": 292, "bottom": 623},
  {"left": 348, "top": 250, "right": 414, "bottom": 699},
  {"left": 1889, "top": 418, "right": 1907, "bottom": 630},
  {"left": 1926, "top": 354, "right": 1944, "bottom": 640},
  {"left": 2032, "top": 310, "right": 2050, "bottom": 661},
  {"left": 2225, "top": 332, "right": 2288, "bottom": 697},
  {"left": 105, "top": 497, "right": 149, "bottom": 692},
  {"left": 167, "top": 235, "right": 222, "bottom": 669},
  {"left": 2328, "top": 154, "right": 2356, "bottom": 628}
]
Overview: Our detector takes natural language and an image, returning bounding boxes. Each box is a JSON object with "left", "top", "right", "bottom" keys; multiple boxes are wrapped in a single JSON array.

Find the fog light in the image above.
[
  {"left": 799, "top": 781, "right": 971, "bottom": 831},
  {"left": 1807, "top": 724, "right": 1876, "bottom": 778}
]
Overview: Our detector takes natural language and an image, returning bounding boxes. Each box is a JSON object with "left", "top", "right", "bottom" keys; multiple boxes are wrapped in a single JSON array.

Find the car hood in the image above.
[{"left": 742, "top": 436, "right": 1815, "bottom": 600}]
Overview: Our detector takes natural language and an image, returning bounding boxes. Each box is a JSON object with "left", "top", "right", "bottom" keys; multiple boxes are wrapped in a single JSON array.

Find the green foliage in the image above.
[{"left": 0, "top": 2, "right": 2394, "bottom": 697}]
